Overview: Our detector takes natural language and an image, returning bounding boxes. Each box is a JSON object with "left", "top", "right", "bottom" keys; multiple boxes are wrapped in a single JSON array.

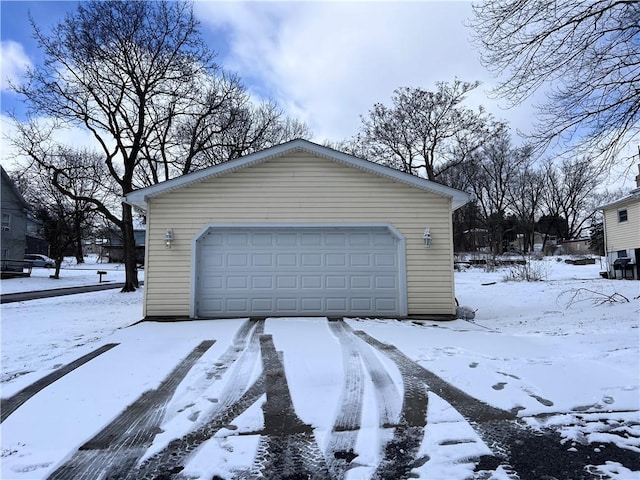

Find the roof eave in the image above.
[
  {"left": 598, "top": 189, "right": 640, "bottom": 210},
  {"left": 123, "top": 139, "right": 473, "bottom": 210}
]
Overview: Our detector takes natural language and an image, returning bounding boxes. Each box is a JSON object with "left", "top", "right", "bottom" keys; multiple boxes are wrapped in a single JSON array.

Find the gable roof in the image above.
[
  {"left": 125, "top": 139, "right": 471, "bottom": 211},
  {"left": 1, "top": 166, "right": 29, "bottom": 209},
  {"left": 598, "top": 188, "right": 640, "bottom": 210}
]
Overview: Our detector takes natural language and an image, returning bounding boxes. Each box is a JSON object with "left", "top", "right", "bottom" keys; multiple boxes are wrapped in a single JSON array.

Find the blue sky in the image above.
[{"left": 2, "top": 0, "right": 539, "bottom": 145}]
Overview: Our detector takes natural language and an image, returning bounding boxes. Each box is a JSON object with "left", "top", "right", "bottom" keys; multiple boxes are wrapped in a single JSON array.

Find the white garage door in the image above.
[{"left": 194, "top": 226, "right": 404, "bottom": 317}]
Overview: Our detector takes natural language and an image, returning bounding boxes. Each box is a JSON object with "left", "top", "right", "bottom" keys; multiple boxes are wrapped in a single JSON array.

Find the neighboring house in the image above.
[
  {"left": 558, "top": 238, "right": 593, "bottom": 256},
  {"left": 126, "top": 139, "right": 471, "bottom": 320},
  {"left": 599, "top": 181, "right": 640, "bottom": 280},
  {"left": 103, "top": 229, "right": 146, "bottom": 264},
  {"left": 1, "top": 166, "right": 29, "bottom": 270}
]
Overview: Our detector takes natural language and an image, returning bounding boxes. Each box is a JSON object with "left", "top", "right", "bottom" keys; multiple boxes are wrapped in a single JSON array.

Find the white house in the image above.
[{"left": 599, "top": 167, "right": 640, "bottom": 280}]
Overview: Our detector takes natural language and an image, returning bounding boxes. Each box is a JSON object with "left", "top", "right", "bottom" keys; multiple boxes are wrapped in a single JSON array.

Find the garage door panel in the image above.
[
  {"left": 226, "top": 276, "right": 248, "bottom": 289},
  {"left": 252, "top": 233, "right": 273, "bottom": 246},
  {"left": 350, "top": 298, "right": 372, "bottom": 310},
  {"left": 301, "top": 276, "right": 322, "bottom": 288},
  {"left": 226, "top": 298, "right": 249, "bottom": 312},
  {"left": 349, "top": 233, "right": 371, "bottom": 246},
  {"left": 276, "top": 232, "right": 297, "bottom": 246},
  {"left": 276, "top": 276, "right": 298, "bottom": 289},
  {"left": 326, "top": 297, "right": 347, "bottom": 311},
  {"left": 326, "top": 254, "right": 347, "bottom": 267},
  {"left": 375, "top": 276, "right": 397, "bottom": 289},
  {"left": 375, "top": 254, "right": 396, "bottom": 267},
  {"left": 376, "top": 298, "right": 398, "bottom": 311},
  {"left": 251, "top": 254, "right": 273, "bottom": 267},
  {"left": 252, "top": 276, "right": 273, "bottom": 289},
  {"left": 227, "top": 232, "right": 249, "bottom": 246},
  {"left": 276, "top": 298, "right": 297, "bottom": 311},
  {"left": 202, "top": 254, "right": 224, "bottom": 268},
  {"left": 350, "top": 253, "right": 371, "bottom": 267},
  {"left": 301, "top": 254, "right": 322, "bottom": 267},
  {"left": 196, "top": 227, "right": 402, "bottom": 317},
  {"left": 251, "top": 298, "right": 273, "bottom": 311},
  {"left": 228, "top": 254, "right": 249, "bottom": 267},
  {"left": 277, "top": 254, "right": 298, "bottom": 267},
  {"left": 301, "top": 233, "right": 322, "bottom": 246},
  {"left": 374, "top": 233, "right": 396, "bottom": 246},
  {"left": 325, "top": 276, "right": 347, "bottom": 289},
  {"left": 351, "top": 276, "right": 372, "bottom": 289},
  {"left": 301, "top": 298, "right": 322, "bottom": 311},
  {"left": 207, "top": 276, "right": 224, "bottom": 289}
]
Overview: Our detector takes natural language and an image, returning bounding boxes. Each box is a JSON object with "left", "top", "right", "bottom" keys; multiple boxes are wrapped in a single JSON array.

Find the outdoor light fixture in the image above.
[
  {"left": 165, "top": 228, "right": 174, "bottom": 248},
  {"left": 423, "top": 227, "right": 432, "bottom": 248}
]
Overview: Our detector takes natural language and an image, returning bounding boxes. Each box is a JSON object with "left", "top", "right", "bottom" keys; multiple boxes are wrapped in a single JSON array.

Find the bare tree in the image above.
[
  {"left": 12, "top": 0, "right": 310, "bottom": 291},
  {"left": 10, "top": 148, "right": 104, "bottom": 277},
  {"left": 462, "top": 130, "right": 530, "bottom": 253},
  {"left": 541, "top": 158, "right": 604, "bottom": 240},
  {"left": 507, "top": 160, "right": 545, "bottom": 253},
  {"left": 471, "top": 0, "right": 640, "bottom": 168},
  {"left": 351, "top": 80, "right": 506, "bottom": 181}
]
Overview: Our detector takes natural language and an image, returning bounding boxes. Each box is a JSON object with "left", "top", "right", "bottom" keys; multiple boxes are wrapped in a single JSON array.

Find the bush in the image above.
[{"left": 502, "top": 260, "right": 548, "bottom": 282}]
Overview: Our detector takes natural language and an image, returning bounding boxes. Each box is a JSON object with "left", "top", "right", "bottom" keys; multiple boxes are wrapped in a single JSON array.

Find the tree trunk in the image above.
[
  {"left": 121, "top": 202, "right": 139, "bottom": 292},
  {"left": 74, "top": 210, "right": 84, "bottom": 264},
  {"left": 51, "top": 259, "right": 62, "bottom": 279}
]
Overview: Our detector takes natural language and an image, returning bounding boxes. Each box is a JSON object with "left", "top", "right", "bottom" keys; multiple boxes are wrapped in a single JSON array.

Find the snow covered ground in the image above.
[
  {"left": 1, "top": 256, "right": 638, "bottom": 479},
  {"left": 0, "top": 255, "right": 143, "bottom": 295}
]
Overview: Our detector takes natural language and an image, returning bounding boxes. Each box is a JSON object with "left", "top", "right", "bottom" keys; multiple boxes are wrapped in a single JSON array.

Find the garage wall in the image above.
[{"left": 143, "top": 151, "right": 455, "bottom": 317}]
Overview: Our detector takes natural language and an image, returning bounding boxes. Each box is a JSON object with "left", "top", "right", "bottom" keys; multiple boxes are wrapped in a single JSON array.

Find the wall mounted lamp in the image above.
[
  {"left": 423, "top": 227, "right": 432, "bottom": 248},
  {"left": 165, "top": 228, "right": 174, "bottom": 248}
]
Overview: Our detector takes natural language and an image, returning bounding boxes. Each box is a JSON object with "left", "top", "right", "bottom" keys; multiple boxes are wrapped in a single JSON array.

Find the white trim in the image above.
[
  {"left": 126, "top": 139, "right": 471, "bottom": 211},
  {"left": 190, "top": 222, "right": 408, "bottom": 318}
]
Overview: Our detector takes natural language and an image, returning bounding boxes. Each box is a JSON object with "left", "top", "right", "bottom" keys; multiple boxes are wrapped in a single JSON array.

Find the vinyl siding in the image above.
[
  {"left": 603, "top": 200, "right": 640, "bottom": 252},
  {"left": 143, "top": 152, "right": 456, "bottom": 317}
]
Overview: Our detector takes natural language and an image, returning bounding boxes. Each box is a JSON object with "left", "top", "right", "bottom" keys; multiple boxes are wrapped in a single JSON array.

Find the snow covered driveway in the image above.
[{"left": 2, "top": 315, "right": 638, "bottom": 480}]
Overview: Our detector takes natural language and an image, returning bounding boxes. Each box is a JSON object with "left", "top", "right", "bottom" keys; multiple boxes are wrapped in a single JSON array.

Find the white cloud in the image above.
[
  {"left": 194, "top": 1, "right": 536, "bottom": 143},
  {"left": 0, "top": 40, "right": 32, "bottom": 92}
]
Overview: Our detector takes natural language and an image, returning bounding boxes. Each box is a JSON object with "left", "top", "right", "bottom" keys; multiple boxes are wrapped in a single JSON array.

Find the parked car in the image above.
[{"left": 24, "top": 254, "right": 55, "bottom": 268}]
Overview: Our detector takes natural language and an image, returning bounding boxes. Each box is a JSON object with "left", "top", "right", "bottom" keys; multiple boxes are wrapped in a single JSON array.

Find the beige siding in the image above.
[
  {"left": 604, "top": 200, "right": 640, "bottom": 252},
  {"left": 144, "top": 152, "right": 456, "bottom": 317}
]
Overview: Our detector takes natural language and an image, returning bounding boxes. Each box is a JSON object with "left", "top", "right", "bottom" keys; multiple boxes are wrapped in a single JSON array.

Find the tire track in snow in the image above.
[
  {"left": 1, "top": 343, "right": 119, "bottom": 423},
  {"left": 323, "top": 321, "right": 367, "bottom": 478},
  {"left": 255, "top": 334, "right": 331, "bottom": 480},
  {"left": 46, "top": 340, "right": 215, "bottom": 480},
  {"left": 337, "top": 323, "right": 429, "bottom": 480},
  {"left": 355, "top": 329, "right": 640, "bottom": 479},
  {"left": 354, "top": 330, "right": 514, "bottom": 423},
  {"left": 354, "top": 329, "right": 515, "bottom": 476},
  {"left": 122, "top": 320, "right": 266, "bottom": 480}
]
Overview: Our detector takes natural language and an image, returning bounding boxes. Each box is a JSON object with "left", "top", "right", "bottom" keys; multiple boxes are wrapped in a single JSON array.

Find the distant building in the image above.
[
  {"left": 557, "top": 238, "right": 593, "bottom": 256},
  {"left": 103, "top": 229, "right": 146, "bottom": 265}
]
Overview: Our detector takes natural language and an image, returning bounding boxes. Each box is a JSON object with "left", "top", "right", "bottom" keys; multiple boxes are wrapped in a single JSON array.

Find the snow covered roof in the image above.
[
  {"left": 598, "top": 188, "right": 640, "bottom": 210},
  {"left": 124, "top": 139, "right": 471, "bottom": 211}
]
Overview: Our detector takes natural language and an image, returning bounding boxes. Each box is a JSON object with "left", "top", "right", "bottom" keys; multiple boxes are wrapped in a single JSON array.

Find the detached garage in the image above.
[{"left": 125, "top": 139, "right": 470, "bottom": 319}]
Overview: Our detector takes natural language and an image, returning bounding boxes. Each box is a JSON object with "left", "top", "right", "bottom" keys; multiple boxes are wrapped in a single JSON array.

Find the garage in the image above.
[
  {"left": 125, "top": 139, "right": 471, "bottom": 319},
  {"left": 194, "top": 225, "right": 406, "bottom": 318}
]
